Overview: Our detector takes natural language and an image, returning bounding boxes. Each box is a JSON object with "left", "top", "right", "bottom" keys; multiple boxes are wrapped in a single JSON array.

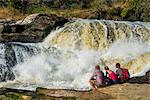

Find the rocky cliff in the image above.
[{"left": 0, "top": 14, "right": 69, "bottom": 43}]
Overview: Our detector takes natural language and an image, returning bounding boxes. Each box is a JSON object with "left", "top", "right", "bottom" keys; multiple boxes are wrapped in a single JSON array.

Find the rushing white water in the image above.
[
  {"left": 103, "top": 39, "right": 150, "bottom": 61},
  {"left": 2, "top": 48, "right": 103, "bottom": 90},
  {"left": 132, "top": 63, "right": 150, "bottom": 77},
  {"left": 0, "top": 39, "right": 149, "bottom": 90},
  {"left": 0, "top": 44, "right": 6, "bottom": 66},
  {"left": 0, "top": 19, "right": 150, "bottom": 90}
]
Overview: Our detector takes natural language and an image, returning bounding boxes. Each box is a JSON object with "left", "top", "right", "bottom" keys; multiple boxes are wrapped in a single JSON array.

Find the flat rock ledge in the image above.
[
  {"left": 0, "top": 83, "right": 149, "bottom": 100},
  {"left": 0, "top": 87, "right": 113, "bottom": 100}
]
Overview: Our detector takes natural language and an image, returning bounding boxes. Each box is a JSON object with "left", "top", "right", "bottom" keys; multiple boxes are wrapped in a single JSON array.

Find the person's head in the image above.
[
  {"left": 116, "top": 63, "right": 120, "bottom": 68},
  {"left": 95, "top": 65, "right": 100, "bottom": 70},
  {"left": 104, "top": 66, "right": 109, "bottom": 70}
]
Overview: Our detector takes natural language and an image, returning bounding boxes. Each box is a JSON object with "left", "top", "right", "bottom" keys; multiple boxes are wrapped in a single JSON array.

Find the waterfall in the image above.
[
  {"left": 0, "top": 43, "right": 40, "bottom": 82},
  {"left": 0, "top": 19, "right": 149, "bottom": 90},
  {"left": 43, "top": 19, "right": 150, "bottom": 50}
]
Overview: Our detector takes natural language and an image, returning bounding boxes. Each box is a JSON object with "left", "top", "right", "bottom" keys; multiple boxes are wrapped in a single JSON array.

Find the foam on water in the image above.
[
  {"left": 0, "top": 39, "right": 149, "bottom": 90},
  {"left": 131, "top": 63, "right": 150, "bottom": 77},
  {"left": 7, "top": 49, "right": 102, "bottom": 90},
  {"left": 103, "top": 39, "right": 150, "bottom": 61}
]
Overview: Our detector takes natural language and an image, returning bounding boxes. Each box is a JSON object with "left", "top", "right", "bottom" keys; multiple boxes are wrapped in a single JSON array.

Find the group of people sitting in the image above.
[{"left": 89, "top": 63, "right": 130, "bottom": 90}]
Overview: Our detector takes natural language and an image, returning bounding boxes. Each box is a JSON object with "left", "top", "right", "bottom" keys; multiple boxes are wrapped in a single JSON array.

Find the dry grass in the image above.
[
  {"left": 0, "top": 8, "right": 27, "bottom": 20},
  {"left": 45, "top": 9, "right": 95, "bottom": 19},
  {"left": 0, "top": 8, "right": 95, "bottom": 20},
  {"left": 111, "top": 2, "right": 127, "bottom": 8}
]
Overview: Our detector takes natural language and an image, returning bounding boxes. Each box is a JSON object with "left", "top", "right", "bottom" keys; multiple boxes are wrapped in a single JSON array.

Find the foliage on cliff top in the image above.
[{"left": 0, "top": 0, "right": 149, "bottom": 22}]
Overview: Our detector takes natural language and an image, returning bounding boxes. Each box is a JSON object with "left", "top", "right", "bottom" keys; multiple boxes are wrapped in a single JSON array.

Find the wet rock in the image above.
[
  {"left": 4, "top": 44, "right": 17, "bottom": 68},
  {"left": 2, "top": 25, "right": 26, "bottom": 33},
  {"left": 146, "top": 70, "right": 150, "bottom": 83},
  {"left": 128, "top": 70, "right": 150, "bottom": 84},
  {"left": 128, "top": 76, "right": 147, "bottom": 84},
  {"left": 0, "top": 24, "right": 4, "bottom": 33},
  {"left": 0, "top": 19, "right": 14, "bottom": 33},
  {"left": 0, "top": 88, "right": 35, "bottom": 100},
  {"left": 0, "top": 64, "right": 15, "bottom": 82},
  {"left": 0, "top": 43, "right": 16, "bottom": 81}
]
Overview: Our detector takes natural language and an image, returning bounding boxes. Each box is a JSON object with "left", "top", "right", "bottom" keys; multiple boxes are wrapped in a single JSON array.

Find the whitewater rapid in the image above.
[{"left": 0, "top": 19, "right": 150, "bottom": 90}]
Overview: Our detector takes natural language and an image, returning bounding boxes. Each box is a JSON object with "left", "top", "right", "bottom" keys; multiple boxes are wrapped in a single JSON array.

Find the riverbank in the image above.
[
  {"left": 0, "top": 8, "right": 94, "bottom": 21},
  {"left": 0, "top": 83, "right": 149, "bottom": 100}
]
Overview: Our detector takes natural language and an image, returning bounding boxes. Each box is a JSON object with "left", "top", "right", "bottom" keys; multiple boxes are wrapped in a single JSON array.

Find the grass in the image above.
[
  {"left": 44, "top": 9, "right": 95, "bottom": 19},
  {"left": 0, "top": 8, "right": 27, "bottom": 20},
  {"left": 0, "top": 7, "right": 95, "bottom": 21}
]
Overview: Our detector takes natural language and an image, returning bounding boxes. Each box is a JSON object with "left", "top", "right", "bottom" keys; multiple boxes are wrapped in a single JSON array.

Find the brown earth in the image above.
[{"left": 98, "top": 83, "right": 150, "bottom": 100}]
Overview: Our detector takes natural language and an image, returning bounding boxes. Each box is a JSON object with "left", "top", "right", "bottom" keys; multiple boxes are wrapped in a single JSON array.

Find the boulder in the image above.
[
  {"left": 0, "top": 14, "right": 69, "bottom": 43},
  {"left": 146, "top": 70, "right": 150, "bottom": 83},
  {"left": 15, "top": 13, "right": 39, "bottom": 25},
  {"left": 128, "top": 70, "right": 150, "bottom": 84},
  {"left": 128, "top": 76, "right": 147, "bottom": 84},
  {"left": 0, "top": 24, "right": 4, "bottom": 33}
]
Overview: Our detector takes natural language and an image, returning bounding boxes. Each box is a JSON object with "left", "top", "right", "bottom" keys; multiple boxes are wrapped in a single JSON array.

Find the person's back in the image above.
[
  {"left": 116, "top": 68, "right": 123, "bottom": 78},
  {"left": 105, "top": 66, "right": 118, "bottom": 84},
  {"left": 90, "top": 68, "right": 104, "bottom": 85},
  {"left": 121, "top": 68, "right": 130, "bottom": 81},
  {"left": 108, "top": 70, "right": 117, "bottom": 81},
  {"left": 89, "top": 65, "right": 104, "bottom": 90},
  {"left": 116, "top": 63, "right": 130, "bottom": 83}
]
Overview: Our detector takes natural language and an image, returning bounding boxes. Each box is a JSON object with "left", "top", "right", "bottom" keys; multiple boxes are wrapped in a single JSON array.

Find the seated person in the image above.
[
  {"left": 89, "top": 65, "right": 104, "bottom": 90},
  {"left": 104, "top": 66, "right": 118, "bottom": 84},
  {"left": 116, "top": 63, "right": 130, "bottom": 83}
]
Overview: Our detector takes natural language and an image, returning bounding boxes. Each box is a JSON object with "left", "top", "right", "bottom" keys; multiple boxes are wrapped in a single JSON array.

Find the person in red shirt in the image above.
[{"left": 104, "top": 66, "right": 118, "bottom": 84}]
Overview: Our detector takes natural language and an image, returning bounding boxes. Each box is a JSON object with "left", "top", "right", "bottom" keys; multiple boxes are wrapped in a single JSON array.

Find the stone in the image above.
[
  {"left": 128, "top": 70, "right": 150, "bottom": 84},
  {"left": 0, "top": 24, "right": 4, "bottom": 33},
  {"left": 22, "top": 14, "right": 69, "bottom": 42},
  {"left": 146, "top": 70, "right": 150, "bottom": 83},
  {"left": 128, "top": 76, "right": 147, "bottom": 84},
  {"left": 15, "top": 13, "right": 39, "bottom": 25},
  {"left": 0, "top": 13, "right": 69, "bottom": 43},
  {"left": 0, "top": 64, "right": 15, "bottom": 82}
]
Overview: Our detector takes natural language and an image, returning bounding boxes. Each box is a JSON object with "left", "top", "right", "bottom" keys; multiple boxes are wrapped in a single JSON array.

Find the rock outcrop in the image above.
[
  {"left": 0, "top": 84, "right": 149, "bottom": 100},
  {"left": 146, "top": 70, "right": 150, "bottom": 83},
  {"left": 128, "top": 70, "right": 150, "bottom": 84},
  {"left": 0, "top": 14, "right": 69, "bottom": 43}
]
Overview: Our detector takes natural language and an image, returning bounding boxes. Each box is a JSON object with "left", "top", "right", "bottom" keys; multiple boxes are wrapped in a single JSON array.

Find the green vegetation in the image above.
[{"left": 0, "top": 0, "right": 149, "bottom": 21}]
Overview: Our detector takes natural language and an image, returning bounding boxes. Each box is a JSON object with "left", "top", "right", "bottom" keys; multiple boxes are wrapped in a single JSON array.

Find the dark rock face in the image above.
[
  {"left": 2, "top": 25, "right": 26, "bottom": 33},
  {"left": 128, "top": 76, "right": 147, "bottom": 84},
  {"left": 146, "top": 70, "right": 150, "bottom": 83},
  {"left": 128, "top": 70, "right": 150, "bottom": 84},
  {"left": 4, "top": 44, "right": 17, "bottom": 68},
  {"left": 0, "top": 64, "right": 15, "bottom": 82},
  {"left": 0, "top": 14, "right": 69, "bottom": 43}
]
